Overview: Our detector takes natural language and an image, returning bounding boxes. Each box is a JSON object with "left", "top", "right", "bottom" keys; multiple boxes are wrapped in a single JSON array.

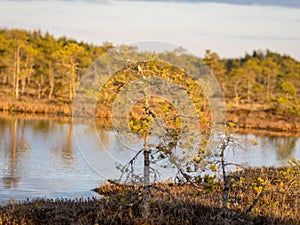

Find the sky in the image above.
[
  {"left": 119, "top": 0, "right": 300, "bottom": 8},
  {"left": 0, "top": 0, "right": 300, "bottom": 60}
]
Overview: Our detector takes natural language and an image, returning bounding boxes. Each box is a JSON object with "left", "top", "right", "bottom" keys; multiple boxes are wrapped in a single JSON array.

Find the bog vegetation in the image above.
[
  {"left": 0, "top": 28, "right": 300, "bottom": 116},
  {"left": 0, "top": 158, "right": 299, "bottom": 225}
]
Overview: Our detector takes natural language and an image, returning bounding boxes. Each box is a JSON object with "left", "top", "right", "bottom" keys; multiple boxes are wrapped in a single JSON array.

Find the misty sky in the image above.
[
  {"left": 119, "top": 0, "right": 300, "bottom": 8},
  {"left": 0, "top": 0, "right": 300, "bottom": 59}
]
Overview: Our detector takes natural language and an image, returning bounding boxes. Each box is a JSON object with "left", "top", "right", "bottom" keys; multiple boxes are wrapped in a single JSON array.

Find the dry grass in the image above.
[
  {"left": 227, "top": 108, "right": 300, "bottom": 132},
  {"left": 0, "top": 97, "right": 71, "bottom": 116},
  {"left": 0, "top": 166, "right": 299, "bottom": 225}
]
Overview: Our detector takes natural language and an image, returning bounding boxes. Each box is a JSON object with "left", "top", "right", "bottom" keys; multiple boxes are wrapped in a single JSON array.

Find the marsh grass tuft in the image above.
[{"left": 0, "top": 163, "right": 299, "bottom": 225}]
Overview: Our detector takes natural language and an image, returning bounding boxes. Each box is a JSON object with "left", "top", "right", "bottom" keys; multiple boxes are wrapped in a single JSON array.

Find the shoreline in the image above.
[
  {"left": 227, "top": 108, "right": 300, "bottom": 132},
  {"left": 1, "top": 101, "right": 300, "bottom": 133},
  {"left": 0, "top": 165, "right": 299, "bottom": 225}
]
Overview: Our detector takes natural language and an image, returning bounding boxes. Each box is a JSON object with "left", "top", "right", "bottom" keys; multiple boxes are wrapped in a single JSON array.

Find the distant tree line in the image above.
[
  {"left": 203, "top": 49, "right": 300, "bottom": 114},
  {"left": 0, "top": 28, "right": 112, "bottom": 102},
  {"left": 0, "top": 28, "right": 299, "bottom": 114}
]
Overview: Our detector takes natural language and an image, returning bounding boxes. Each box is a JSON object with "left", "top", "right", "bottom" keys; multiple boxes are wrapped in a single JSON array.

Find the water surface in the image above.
[{"left": 0, "top": 114, "right": 299, "bottom": 203}]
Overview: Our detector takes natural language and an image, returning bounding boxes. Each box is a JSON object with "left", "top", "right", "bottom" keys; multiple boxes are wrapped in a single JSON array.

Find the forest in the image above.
[{"left": 0, "top": 28, "right": 299, "bottom": 117}]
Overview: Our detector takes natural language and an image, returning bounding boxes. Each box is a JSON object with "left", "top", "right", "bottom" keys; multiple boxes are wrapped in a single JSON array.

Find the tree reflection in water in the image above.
[
  {"left": 0, "top": 113, "right": 299, "bottom": 193},
  {"left": 273, "top": 137, "right": 297, "bottom": 161},
  {"left": 1, "top": 117, "right": 30, "bottom": 189},
  {"left": 256, "top": 134, "right": 297, "bottom": 162}
]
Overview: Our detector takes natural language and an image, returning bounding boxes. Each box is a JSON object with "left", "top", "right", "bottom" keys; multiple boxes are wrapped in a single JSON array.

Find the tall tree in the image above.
[
  {"left": 203, "top": 50, "right": 226, "bottom": 92},
  {"left": 20, "top": 44, "right": 37, "bottom": 95},
  {"left": 7, "top": 29, "right": 28, "bottom": 99},
  {"left": 57, "top": 43, "right": 85, "bottom": 101},
  {"left": 262, "top": 57, "right": 278, "bottom": 100},
  {"left": 243, "top": 58, "right": 261, "bottom": 104}
]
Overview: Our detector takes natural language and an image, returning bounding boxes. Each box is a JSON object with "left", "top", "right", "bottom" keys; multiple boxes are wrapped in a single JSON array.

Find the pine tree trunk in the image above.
[
  {"left": 142, "top": 135, "right": 150, "bottom": 219},
  {"left": 234, "top": 82, "right": 239, "bottom": 106},
  {"left": 266, "top": 72, "right": 270, "bottom": 100},
  {"left": 247, "top": 70, "right": 251, "bottom": 103},
  {"left": 36, "top": 81, "right": 41, "bottom": 99},
  {"left": 48, "top": 61, "right": 54, "bottom": 99},
  {"left": 15, "top": 45, "right": 20, "bottom": 99},
  {"left": 142, "top": 83, "right": 151, "bottom": 220}
]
